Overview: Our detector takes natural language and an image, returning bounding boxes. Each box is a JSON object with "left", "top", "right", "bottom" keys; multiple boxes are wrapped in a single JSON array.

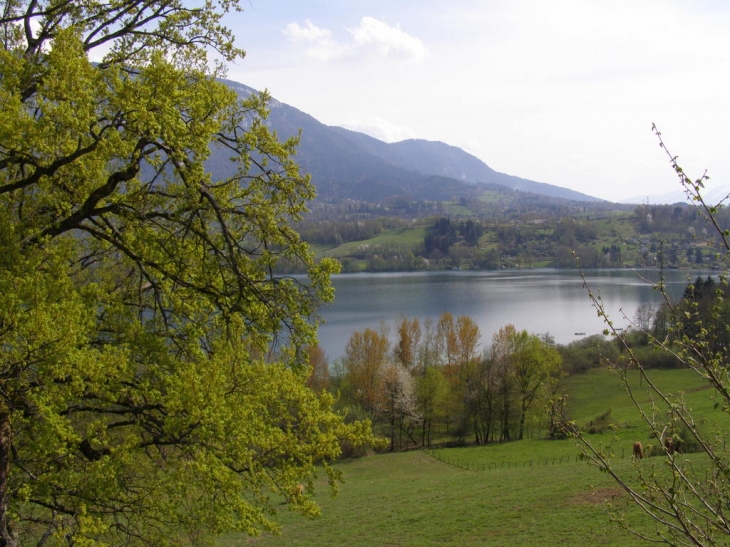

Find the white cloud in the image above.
[
  {"left": 283, "top": 19, "right": 329, "bottom": 42},
  {"left": 240, "top": 1, "right": 730, "bottom": 201},
  {"left": 342, "top": 116, "right": 417, "bottom": 143},
  {"left": 283, "top": 16, "right": 427, "bottom": 62},
  {"left": 348, "top": 17, "right": 428, "bottom": 61},
  {"left": 282, "top": 19, "right": 344, "bottom": 61}
]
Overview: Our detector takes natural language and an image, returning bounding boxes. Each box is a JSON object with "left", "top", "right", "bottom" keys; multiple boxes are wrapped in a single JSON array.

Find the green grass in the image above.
[
  {"left": 225, "top": 451, "right": 656, "bottom": 547},
  {"left": 477, "top": 192, "right": 509, "bottom": 204},
  {"left": 317, "top": 226, "right": 426, "bottom": 259},
  {"left": 431, "top": 439, "right": 590, "bottom": 468},
  {"left": 442, "top": 203, "right": 473, "bottom": 216},
  {"left": 366, "top": 226, "right": 426, "bottom": 246},
  {"left": 563, "top": 367, "right": 726, "bottom": 435},
  {"left": 218, "top": 367, "right": 727, "bottom": 546},
  {"left": 591, "top": 213, "right": 636, "bottom": 243}
]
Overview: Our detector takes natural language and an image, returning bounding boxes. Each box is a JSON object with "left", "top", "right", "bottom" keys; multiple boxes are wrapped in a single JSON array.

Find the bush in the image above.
[
  {"left": 559, "top": 335, "right": 619, "bottom": 374},
  {"left": 584, "top": 409, "right": 614, "bottom": 434},
  {"left": 625, "top": 344, "right": 684, "bottom": 369}
]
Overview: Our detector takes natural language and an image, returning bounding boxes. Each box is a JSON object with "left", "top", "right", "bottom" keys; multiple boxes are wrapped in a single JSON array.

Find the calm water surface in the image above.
[{"left": 316, "top": 269, "right": 708, "bottom": 361}]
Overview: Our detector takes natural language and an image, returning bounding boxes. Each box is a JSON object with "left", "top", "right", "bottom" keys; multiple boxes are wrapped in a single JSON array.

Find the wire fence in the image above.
[
  {"left": 426, "top": 447, "right": 638, "bottom": 471},
  {"left": 426, "top": 450, "right": 583, "bottom": 471}
]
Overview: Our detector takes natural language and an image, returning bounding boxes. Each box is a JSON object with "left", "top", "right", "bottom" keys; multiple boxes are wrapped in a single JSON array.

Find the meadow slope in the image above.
[{"left": 224, "top": 367, "right": 722, "bottom": 546}]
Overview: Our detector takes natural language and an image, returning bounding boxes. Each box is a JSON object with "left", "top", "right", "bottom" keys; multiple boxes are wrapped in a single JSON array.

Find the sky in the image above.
[{"left": 221, "top": 0, "right": 730, "bottom": 202}]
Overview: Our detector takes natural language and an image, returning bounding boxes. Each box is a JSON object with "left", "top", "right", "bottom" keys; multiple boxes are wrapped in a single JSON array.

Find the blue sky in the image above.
[{"left": 222, "top": 0, "right": 730, "bottom": 202}]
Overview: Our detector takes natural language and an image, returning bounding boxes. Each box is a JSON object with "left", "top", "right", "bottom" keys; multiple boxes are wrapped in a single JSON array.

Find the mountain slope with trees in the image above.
[
  {"left": 217, "top": 80, "right": 603, "bottom": 205},
  {"left": 299, "top": 200, "right": 728, "bottom": 273}
]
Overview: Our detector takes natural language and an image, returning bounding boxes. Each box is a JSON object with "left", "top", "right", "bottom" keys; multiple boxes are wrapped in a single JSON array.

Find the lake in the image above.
[{"left": 315, "top": 268, "right": 708, "bottom": 362}]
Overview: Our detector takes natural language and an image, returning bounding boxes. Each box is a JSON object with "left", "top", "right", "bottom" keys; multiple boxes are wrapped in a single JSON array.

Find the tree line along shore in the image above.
[
  {"left": 308, "top": 274, "right": 718, "bottom": 453},
  {"left": 297, "top": 203, "right": 730, "bottom": 273}
]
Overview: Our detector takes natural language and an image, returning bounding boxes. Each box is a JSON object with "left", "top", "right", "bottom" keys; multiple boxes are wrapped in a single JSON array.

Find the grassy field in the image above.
[
  {"left": 226, "top": 451, "right": 657, "bottom": 547},
  {"left": 316, "top": 226, "right": 426, "bottom": 259},
  {"left": 217, "top": 367, "right": 725, "bottom": 546},
  {"left": 563, "top": 366, "right": 724, "bottom": 439}
]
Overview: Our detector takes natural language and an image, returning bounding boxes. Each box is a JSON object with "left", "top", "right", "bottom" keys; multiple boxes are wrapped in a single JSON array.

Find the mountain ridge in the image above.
[{"left": 218, "top": 79, "right": 604, "bottom": 204}]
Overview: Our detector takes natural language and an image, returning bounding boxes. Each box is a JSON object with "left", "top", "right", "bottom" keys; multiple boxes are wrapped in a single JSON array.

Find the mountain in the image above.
[
  {"left": 328, "top": 129, "right": 601, "bottom": 202},
  {"left": 217, "top": 79, "right": 604, "bottom": 204}
]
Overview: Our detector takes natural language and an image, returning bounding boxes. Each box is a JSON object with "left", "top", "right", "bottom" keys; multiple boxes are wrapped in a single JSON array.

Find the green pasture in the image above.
[
  {"left": 229, "top": 451, "right": 656, "bottom": 547},
  {"left": 224, "top": 367, "right": 727, "bottom": 546},
  {"left": 366, "top": 226, "right": 426, "bottom": 246},
  {"left": 317, "top": 226, "right": 426, "bottom": 259},
  {"left": 439, "top": 202, "right": 470, "bottom": 216},
  {"left": 477, "top": 191, "right": 510, "bottom": 204},
  {"left": 591, "top": 213, "right": 635, "bottom": 241},
  {"left": 563, "top": 366, "right": 725, "bottom": 436}
]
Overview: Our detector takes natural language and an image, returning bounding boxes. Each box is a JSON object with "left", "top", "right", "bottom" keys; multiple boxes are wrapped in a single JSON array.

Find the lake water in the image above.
[{"left": 316, "top": 268, "right": 708, "bottom": 362}]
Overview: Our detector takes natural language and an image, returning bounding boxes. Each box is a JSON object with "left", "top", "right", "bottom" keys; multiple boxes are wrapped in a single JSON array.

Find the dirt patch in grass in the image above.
[{"left": 571, "top": 487, "right": 626, "bottom": 505}]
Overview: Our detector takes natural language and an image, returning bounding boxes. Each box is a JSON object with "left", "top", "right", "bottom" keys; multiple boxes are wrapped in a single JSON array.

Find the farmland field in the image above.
[{"left": 223, "top": 367, "right": 721, "bottom": 546}]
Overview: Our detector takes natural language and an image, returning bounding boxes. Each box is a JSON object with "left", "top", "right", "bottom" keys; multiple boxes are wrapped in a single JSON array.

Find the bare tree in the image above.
[{"left": 560, "top": 125, "right": 730, "bottom": 546}]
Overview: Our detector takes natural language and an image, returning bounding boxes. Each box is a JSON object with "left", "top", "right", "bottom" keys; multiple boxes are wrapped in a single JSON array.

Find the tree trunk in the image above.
[
  {"left": 501, "top": 399, "right": 511, "bottom": 441},
  {"left": 389, "top": 408, "right": 395, "bottom": 452},
  {"left": 518, "top": 399, "right": 528, "bottom": 440},
  {"left": 0, "top": 407, "right": 16, "bottom": 547},
  {"left": 472, "top": 414, "right": 481, "bottom": 445}
]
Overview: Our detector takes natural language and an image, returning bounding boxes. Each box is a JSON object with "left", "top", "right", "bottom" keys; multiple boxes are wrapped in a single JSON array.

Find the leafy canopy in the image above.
[{"left": 0, "top": 1, "right": 372, "bottom": 546}]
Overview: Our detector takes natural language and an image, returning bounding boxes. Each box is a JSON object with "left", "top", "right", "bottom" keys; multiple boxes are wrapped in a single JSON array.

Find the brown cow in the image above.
[{"left": 633, "top": 441, "right": 644, "bottom": 460}]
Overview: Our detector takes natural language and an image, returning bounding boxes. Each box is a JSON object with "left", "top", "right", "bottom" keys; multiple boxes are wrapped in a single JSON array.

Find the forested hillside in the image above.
[
  {"left": 215, "top": 79, "right": 602, "bottom": 205},
  {"left": 299, "top": 198, "right": 728, "bottom": 272}
]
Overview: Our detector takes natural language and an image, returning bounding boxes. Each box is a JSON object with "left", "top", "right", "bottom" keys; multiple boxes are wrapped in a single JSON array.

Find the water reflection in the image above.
[{"left": 316, "top": 269, "right": 706, "bottom": 362}]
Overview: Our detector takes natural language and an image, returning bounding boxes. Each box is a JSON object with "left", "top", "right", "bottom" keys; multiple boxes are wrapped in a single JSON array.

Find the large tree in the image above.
[
  {"left": 394, "top": 315, "right": 421, "bottom": 372},
  {"left": 435, "top": 313, "right": 481, "bottom": 437},
  {"left": 342, "top": 327, "right": 390, "bottom": 416},
  {"left": 0, "top": 2, "right": 372, "bottom": 546},
  {"left": 508, "top": 330, "right": 562, "bottom": 440},
  {"left": 415, "top": 364, "right": 448, "bottom": 447}
]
